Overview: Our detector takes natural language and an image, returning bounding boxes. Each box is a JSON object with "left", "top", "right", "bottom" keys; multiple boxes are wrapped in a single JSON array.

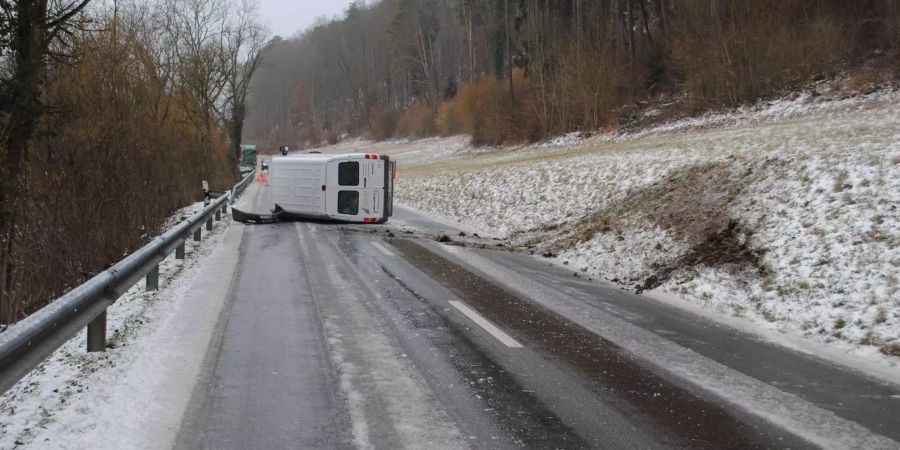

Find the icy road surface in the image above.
[
  {"left": 2, "top": 179, "right": 899, "bottom": 449},
  {"left": 176, "top": 181, "right": 898, "bottom": 449}
]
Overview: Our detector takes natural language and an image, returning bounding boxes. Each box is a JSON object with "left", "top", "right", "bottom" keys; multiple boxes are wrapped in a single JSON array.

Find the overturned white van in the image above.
[{"left": 264, "top": 153, "right": 396, "bottom": 224}]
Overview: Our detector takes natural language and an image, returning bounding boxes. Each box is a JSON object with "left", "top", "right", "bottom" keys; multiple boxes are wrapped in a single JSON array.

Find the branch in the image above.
[{"left": 47, "top": 0, "right": 92, "bottom": 29}]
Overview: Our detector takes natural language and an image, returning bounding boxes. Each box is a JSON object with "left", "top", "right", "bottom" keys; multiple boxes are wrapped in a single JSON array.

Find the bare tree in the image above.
[
  {"left": 0, "top": 0, "right": 92, "bottom": 322},
  {"left": 221, "top": 0, "right": 267, "bottom": 169},
  {"left": 159, "top": 0, "right": 230, "bottom": 146},
  {"left": 389, "top": 0, "right": 440, "bottom": 108}
]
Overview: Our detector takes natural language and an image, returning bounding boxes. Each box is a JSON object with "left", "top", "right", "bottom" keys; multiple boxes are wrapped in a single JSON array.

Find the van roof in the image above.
[
  {"left": 274, "top": 155, "right": 333, "bottom": 164},
  {"left": 273, "top": 153, "right": 377, "bottom": 164}
]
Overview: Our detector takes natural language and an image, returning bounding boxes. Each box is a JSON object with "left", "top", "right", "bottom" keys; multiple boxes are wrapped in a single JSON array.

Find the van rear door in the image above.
[
  {"left": 326, "top": 156, "right": 388, "bottom": 222},
  {"left": 363, "top": 157, "right": 384, "bottom": 189},
  {"left": 325, "top": 159, "right": 363, "bottom": 221}
]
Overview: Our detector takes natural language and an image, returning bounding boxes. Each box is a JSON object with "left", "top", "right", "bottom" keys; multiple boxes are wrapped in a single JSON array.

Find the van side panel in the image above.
[{"left": 270, "top": 160, "right": 327, "bottom": 218}]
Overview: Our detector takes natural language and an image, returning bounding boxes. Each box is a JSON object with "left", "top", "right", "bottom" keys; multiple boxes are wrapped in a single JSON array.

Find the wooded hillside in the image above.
[{"left": 246, "top": 0, "right": 900, "bottom": 148}]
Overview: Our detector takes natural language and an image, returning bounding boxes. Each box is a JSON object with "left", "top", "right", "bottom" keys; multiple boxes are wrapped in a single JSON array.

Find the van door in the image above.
[
  {"left": 364, "top": 158, "right": 384, "bottom": 189},
  {"left": 326, "top": 159, "right": 364, "bottom": 221},
  {"left": 363, "top": 157, "right": 385, "bottom": 220}
]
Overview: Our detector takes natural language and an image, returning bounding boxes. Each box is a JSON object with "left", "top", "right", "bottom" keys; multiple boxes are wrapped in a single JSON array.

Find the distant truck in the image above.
[
  {"left": 240, "top": 145, "right": 258, "bottom": 167},
  {"left": 234, "top": 153, "right": 397, "bottom": 224},
  {"left": 279, "top": 145, "right": 290, "bottom": 156}
]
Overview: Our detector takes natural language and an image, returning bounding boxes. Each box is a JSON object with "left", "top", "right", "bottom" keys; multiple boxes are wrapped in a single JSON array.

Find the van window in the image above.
[
  {"left": 338, "top": 162, "right": 359, "bottom": 186},
  {"left": 337, "top": 191, "right": 359, "bottom": 215}
]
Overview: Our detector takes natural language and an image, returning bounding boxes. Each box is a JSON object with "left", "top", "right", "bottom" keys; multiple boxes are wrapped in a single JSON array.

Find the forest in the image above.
[
  {"left": 0, "top": 0, "right": 268, "bottom": 323},
  {"left": 246, "top": 0, "right": 900, "bottom": 148}
]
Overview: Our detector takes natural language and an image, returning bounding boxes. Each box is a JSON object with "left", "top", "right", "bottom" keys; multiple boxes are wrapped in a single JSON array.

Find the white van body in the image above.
[{"left": 268, "top": 153, "right": 396, "bottom": 223}]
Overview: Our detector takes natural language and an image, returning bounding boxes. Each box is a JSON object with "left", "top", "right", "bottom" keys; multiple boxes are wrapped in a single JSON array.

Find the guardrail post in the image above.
[
  {"left": 176, "top": 241, "right": 185, "bottom": 259},
  {"left": 87, "top": 311, "right": 107, "bottom": 352},
  {"left": 215, "top": 208, "right": 221, "bottom": 221},
  {"left": 206, "top": 218, "right": 213, "bottom": 231},
  {"left": 193, "top": 228, "right": 201, "bottom": 242},
  {"left": 146, "top": 265, "right": 159, "bottom": 291}
]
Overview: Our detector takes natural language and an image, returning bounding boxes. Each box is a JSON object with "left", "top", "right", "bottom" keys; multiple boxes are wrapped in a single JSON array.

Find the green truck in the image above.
[{"left": 240, "top": 145, "right": 258, "bottom": 167}]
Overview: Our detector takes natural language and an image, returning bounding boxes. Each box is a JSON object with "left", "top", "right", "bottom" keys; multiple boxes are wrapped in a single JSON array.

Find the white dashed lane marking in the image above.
[
  {"left": 449, "top": 301, "right": 523, "bottom": 348},
  {"left": 371, "top": 242, "right": 395, "bottom": 257}
]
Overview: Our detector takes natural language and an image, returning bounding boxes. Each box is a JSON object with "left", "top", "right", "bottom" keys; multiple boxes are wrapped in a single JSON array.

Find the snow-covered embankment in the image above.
[{"left": 394, "top": 89, "right": 900, "bottom": 363}]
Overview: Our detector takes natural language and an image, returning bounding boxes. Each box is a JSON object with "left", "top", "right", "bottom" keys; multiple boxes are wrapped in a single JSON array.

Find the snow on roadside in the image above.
[
  {"left": 384, "top": 87, "right": 900, "bottom": 366},
  {"left": 0, "top": 203, "right": 232, "bottom": 449}
]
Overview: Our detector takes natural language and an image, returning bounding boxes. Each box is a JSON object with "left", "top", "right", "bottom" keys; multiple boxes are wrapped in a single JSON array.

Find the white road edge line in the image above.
[
  {"left": 449, "top": 300, "right": 523, "bottom": 348},
  {"left": 371, "top": 242, "right": 395, "bottom": 257}
]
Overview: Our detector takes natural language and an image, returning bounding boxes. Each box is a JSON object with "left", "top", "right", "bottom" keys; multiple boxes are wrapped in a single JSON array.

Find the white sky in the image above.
[{"left": 257, "top": 0, "right": 357, "bottom": 38}]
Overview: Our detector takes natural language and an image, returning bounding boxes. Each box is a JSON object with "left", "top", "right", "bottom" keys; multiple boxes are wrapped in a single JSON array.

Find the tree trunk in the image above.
[
  {"left": 230, "top": 102, "right": 246, "bottom": 178},
  {"left": 0, "top": 0, "right": 51, "bottom": 323},
  {"left": 639, "top": 0, "right": 654, "bottom": 47},
  {"left": 506, "top": 0, "right": 514, "bottom": 103},
  {"left": 657, "top": 0, "right": 668, "bottom": 36}
]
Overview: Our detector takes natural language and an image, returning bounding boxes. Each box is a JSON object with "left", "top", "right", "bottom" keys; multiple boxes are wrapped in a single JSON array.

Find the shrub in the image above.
[
  {"left": 670, "top": 0, "right": 848, "bottom": 108},
  {"left": 437, "top": 75, "right": 514, "bottom": 145},
  {"left": 459, "top": 70, "right": 544, "bottom": 146},
  {"left": 556, "top": 41, "right": 632, "bottom": 132},
  {"left": 396, "top": 103, "right": 437, "bottom": 139},
  {"left": 372, "top": 109, "right": 399, "bottom": 141},
  {"left": 435, "top": 100, "right": 464, "bottom": 136},
  {"left": 326, "top": 131, "right": 340, "bottom": 145},
  {"left": 297, "top": 127, "right": 321, "bottom": 148},
  {"left": 468, "top": 78, "right": 514, "bottom": 146}
]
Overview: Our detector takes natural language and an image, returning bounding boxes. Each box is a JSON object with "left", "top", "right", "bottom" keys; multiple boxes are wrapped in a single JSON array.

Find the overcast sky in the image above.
[{"left": 258, "top": 0, "right": 357, "bottom": 38}]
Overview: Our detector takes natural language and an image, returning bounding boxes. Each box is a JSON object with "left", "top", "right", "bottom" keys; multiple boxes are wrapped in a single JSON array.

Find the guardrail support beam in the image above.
[
  {"left": 206, "top": 218, "right": 213, "bottom": 231},
  {"left": 146, "top": 265, "right": 159, "bottom": 291},
  {"left": 176, "top": 242, "right": 185, "bottom": 260},
  {"left": 215, "top": 209, "right": 221, "bottom": 221},
  {"left": 193, "top": 228, "right": 201, "bottom": 242},
  {"left": 87, "top": 311, "right": 107, "bottom": 352}
]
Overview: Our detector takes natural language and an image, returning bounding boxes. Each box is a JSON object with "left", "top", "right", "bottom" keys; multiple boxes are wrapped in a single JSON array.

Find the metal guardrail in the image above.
[{"left": 0, "top": 172, "right": 255, "bottom": 395}]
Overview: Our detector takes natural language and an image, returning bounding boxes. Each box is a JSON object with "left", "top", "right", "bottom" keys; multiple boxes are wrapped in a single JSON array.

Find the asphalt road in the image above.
[{"left": 174, "top": 181, "right": 900, "bottom": 449}]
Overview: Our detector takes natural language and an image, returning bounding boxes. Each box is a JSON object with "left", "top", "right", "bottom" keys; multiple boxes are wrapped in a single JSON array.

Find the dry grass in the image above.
[
  {"left": 874, "top": 308, "right": 888, "bottom": 325},
  {"left": 881, "top": 343, "right": 900, "bottom": 357},
  {"left": 514, "top": 162, "right": 768, "bottom": 292}
]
